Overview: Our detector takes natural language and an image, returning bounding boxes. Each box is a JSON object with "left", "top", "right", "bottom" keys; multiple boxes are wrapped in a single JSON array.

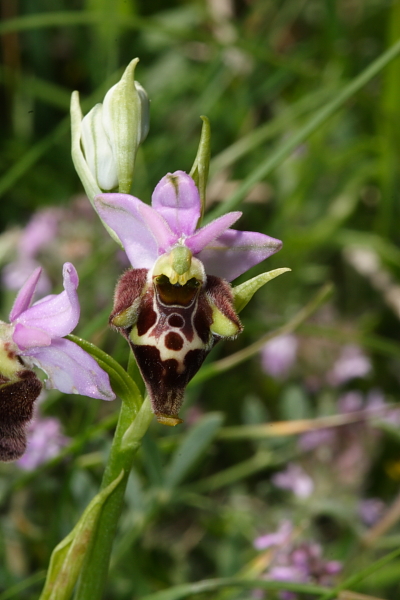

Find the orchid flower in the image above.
[
  {"left": 0, "top": 263, "right": 115, "bottom": 461},
  {"left": 95, "top": 170, "right": 283, "bottom": 425}
]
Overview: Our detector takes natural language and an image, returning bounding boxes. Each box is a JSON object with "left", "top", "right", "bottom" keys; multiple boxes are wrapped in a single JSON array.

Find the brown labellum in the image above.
[
  {"left": 110, "top": 268, "right": 242, "bottom": 426},
  {"left": 0, "top": 370, "right": 42, "bottom": 461}
]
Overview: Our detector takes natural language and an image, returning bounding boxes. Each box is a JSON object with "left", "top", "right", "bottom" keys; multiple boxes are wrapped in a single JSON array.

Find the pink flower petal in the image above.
[
  {"left": 14, "top": 263, "right": 80, "bottom": 338},
  {"left": 9, "top": 267, "right": 42, "bottom": 321},
  {"left": 137, "top": 202, "right": 176, "bottom": 254},
  {"left": 185, "top": 212, "right": 242, "bottom": 255},
  {"left": 197, "top": 229, "right": 282, "bottom": 281},
  {"left": 13, "top": 323, "right": 52, "bottom": 350},
  {"left": 151, "top": 171, "right": 201, "bottom": 236},
  {"left": 94, "top": 193, "right": 160, "bottom": 268},
  {"left": 24, "top": 338, "right": 115, "bottom": 400}
]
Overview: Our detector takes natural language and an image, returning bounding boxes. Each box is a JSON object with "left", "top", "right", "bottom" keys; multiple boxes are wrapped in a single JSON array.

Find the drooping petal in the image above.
[
  {"left": 9, "top": 267, "right": 42, "bottom": 322},
  {"left": 151, "top": 171, "right": 201, "bottom": 236},
  {"left": 197, "top": 229, "right": 283, "bottom": 281},
  {"left": 94, "top": 194, "right": 162, "bottom": 268},
  {"left": 14, "top": 263, "right": 80, "bottom": 338},
  {"left": 24, "top": 338, "right": 115, "bottom": 400},
  {"left": 13, "top": 323, "right": 52, "bottom": 350},
  {"left": 185, "top": 211, "right": 242, "bottom": 255}
]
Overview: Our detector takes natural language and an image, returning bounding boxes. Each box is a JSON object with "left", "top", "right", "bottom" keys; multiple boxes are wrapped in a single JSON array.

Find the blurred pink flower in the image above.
[
  {"left": 272, "top": 463, "right": 314, "bottom": 498},
  {"left": 254, "top": 523, "right": 341, "bottom": 600},
  {"left": 261, "top": 334, "right": 298, "bottom": 379},
  {"left": 254, "top": 520, "right": 293, "bottom": 550},
  {"left": 2, "top": 208, "right": 61, "bottom": 295},
  {"left": 16, "top": 414, "right": 70, "bottom": 470},
  {"left": 358, "top": 498, "right": 386, "bottom": 526},
  {"left": 327, "top": 345, "right": 371, "bottom": 386},
  {"left": 298, "top": 428, "right": 336, "bottom": 452}
]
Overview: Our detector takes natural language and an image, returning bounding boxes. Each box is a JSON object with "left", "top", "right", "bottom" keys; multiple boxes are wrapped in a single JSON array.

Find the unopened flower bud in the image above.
[{"left": 71, "top": 58, "right": 149, "bottom": 199}]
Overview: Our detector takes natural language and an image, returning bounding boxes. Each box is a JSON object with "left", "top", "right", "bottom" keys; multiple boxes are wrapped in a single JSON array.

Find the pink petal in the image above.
[
  {"left": 13, "top": 323, "right": 52, "bottom": 350},
  {"left": 94, "top": 194, "right": 161, "bottom": 268},
  {"left": 197, "top": 229, "right": 282, "bottom": 281},
  {"left": 23, "top": 338, "right": 115, "bottom": 400},
  {"left": 151, "top": 171, "right": 201, "bottom": 236},
  {"left": 137, "top": 202, "right": 176, "bottom": 254},
  {"left": 9, "top": 267, "right": 42, "bottom": 321},
  {"left": 185, "top": 212, "right": 242, "bottom": 255},
  {"left": 14, "top": 263, "right": 80, "bottom": 338}
]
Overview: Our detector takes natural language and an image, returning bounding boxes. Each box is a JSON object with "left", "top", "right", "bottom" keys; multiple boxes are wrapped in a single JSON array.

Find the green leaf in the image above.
[
  {"left": 39, "top": 470, "right": 124, "bottom": 600},
  {"left": 233, "top": 268, "right": 291, "bottom": 314},
  {"left": 165, "top": 412, "right": 223, "bottom": 489},
  {"left": 138, "top": 576, "right": 330, "bottom": 600}
]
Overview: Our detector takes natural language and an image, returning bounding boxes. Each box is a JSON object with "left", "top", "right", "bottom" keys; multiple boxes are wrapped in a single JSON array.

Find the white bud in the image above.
[
  {"left": 72, "top": 58, "right": 150, "bottom": 197},
  {"left": 81, "top": 104, "right": 118, "bottom": 191},
  {"left": 101, "top": 58, "right": 149, "bottom": 193}
]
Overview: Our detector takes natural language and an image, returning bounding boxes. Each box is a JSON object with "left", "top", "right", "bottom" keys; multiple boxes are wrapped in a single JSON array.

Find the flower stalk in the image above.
[{"left": 73, "top": 394, "right": 153, "bottom": 600}]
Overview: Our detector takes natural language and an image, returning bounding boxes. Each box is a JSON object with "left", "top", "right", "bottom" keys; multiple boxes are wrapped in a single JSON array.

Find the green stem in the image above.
[{"left": 73, "top": 396, "right": 153, "bottom": 600}]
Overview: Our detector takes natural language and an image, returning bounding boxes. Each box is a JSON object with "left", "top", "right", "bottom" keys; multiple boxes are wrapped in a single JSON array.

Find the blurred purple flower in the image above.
[
  {"left": 272, "top": 463, "right": 314, "bottom": 498},
  {"left": 254, "top": 520, "right": 293, "bottom": 550},
  {"left": 2, "top": 208, "right": 61, "bottom": 295},
  {"left": 261, "top": 334, "right": 298, "bottom": 379},
  {"left": 94, "top": 170, "right": 282, "bottom": 281},
  {"left": 327, "top": 344, "right": 371, "bottom": 387},
  {"left": 1, "top": 263, "right": 115, "bottom": 400},
  {"left": 16, "top": 413, "right": 69, "bottom": 470},
  {"left": 358, "top": 498, "right": 386, "bottom": 526},
  {"left": 19, "top": 208, "right": 60, "bottom": 257},
  {"left": 298, "top": 428, "right": 336, "bottom": 452},
  {"left": 337, "top": 390, "right": 364, "bottom": 413},
  {"left": 255, "top": 523, "right": 341, "bottom": 600}
]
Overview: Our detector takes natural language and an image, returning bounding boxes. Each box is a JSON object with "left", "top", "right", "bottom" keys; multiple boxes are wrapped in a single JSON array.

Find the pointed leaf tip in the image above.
[{"left": 233, "top": 268, "right": 291, "bottom": 314}]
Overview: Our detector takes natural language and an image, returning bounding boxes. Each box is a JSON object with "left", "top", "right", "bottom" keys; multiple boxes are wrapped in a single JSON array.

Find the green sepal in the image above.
[
  {"left": 189, "top": 116, "right": 211, "bottom": 225},
  {"left": 233, "top": 268, "right": 291, "bottom": 314},
  {"left": 210, "top": 303, "right": 241, "bottom": 338},
  {"left": 39, "top": 470, "right": 124, "bottom": 600}
]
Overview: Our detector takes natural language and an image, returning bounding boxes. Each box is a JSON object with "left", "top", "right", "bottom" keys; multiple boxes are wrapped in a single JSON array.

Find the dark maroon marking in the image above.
[
  {"left": 168, "top": 314, "right": 184, "bottom": 328},
  {"left": 165, "top": 332, "right": 184, "bottom": 351},
  {"left": 205, "top": 275, "right": 243, "bottom": 335},
  {"left": 193, "top": 292, "right": 213, "bottom": 344},
  {"left": 132, "top": 344, "right": 210, "bottom": 418},
  {"left": 0, "top": 370, "right": 42, "bottom": 461},
  {"left": 136, "top": 292, "right": 157, "bottom": 336},
  {"left": 110, "top": 268, "right": 148, "bottom": 324}
]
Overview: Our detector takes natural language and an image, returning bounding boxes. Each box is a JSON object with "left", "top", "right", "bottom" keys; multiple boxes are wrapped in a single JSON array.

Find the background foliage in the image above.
[{"left": 1, "top": 0, "right": 400, "bottom": 598}]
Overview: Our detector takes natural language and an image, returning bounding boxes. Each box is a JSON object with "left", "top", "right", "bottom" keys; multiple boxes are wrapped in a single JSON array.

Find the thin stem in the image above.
[{"left": 73, "top": 396, "right": 153, "bottom": 600}]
